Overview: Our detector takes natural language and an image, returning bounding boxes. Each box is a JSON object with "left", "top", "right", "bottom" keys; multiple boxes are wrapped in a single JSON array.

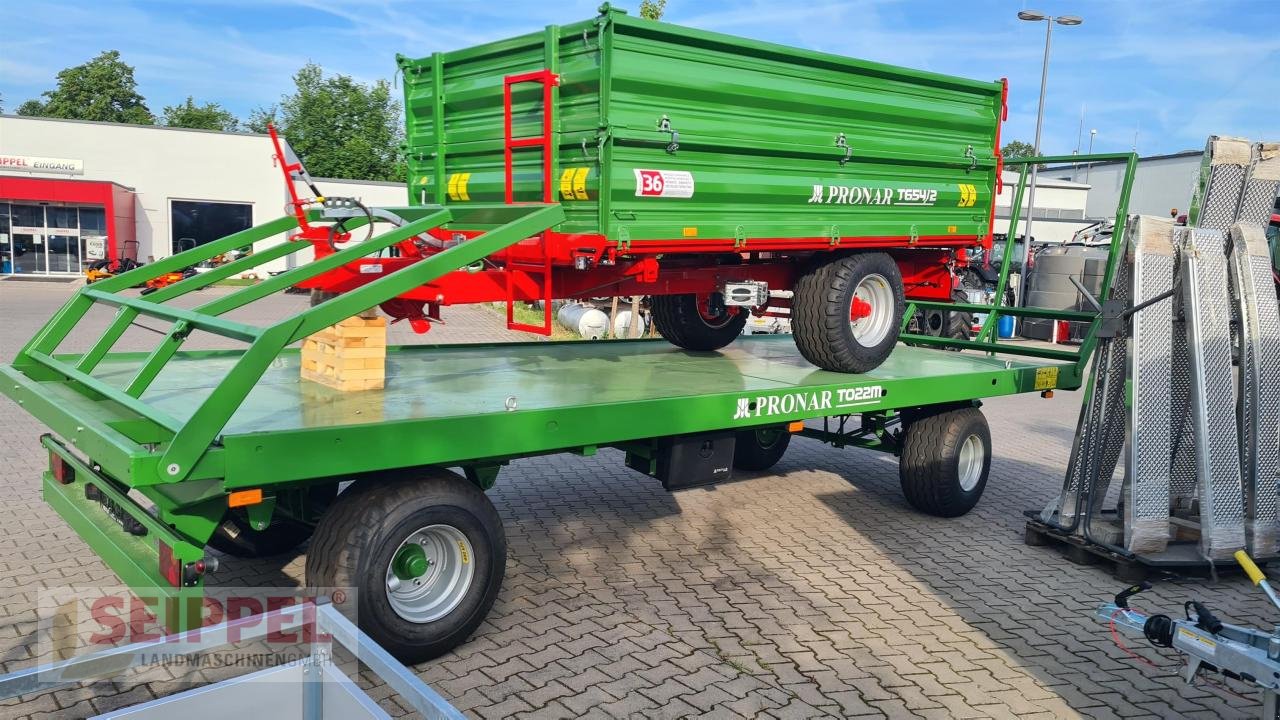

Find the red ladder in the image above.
[{"left": 503, "top": 69, "right": 560, "bottom": 334}]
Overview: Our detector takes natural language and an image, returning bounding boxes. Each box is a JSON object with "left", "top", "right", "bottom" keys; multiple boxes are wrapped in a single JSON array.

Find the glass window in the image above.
[
  {"left": 171, "top": 200, "right": 252, "bottom": 255},
  {"left": 79, "top": 207, "right": 106, "bottom": 235},
  {"left": 0, "top": 203, "right": 10, "bottom": 273},
  {"left": 80, "top": 206, "right": 108, "bottom": 262},
  {"left": 45, "top": 206, "right": 77, "bottom": 229},
  {"left": 11, "top": 204, "right": 44, "bottom": 228}
]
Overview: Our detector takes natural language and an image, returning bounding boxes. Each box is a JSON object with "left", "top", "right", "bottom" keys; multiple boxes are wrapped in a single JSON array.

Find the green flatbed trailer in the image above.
[{"left": 1, "top": 154, "right": 1134, "bottom": 662}]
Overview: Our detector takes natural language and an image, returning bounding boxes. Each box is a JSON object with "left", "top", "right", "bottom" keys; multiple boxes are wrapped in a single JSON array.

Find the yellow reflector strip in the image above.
[{"left": 682, "top": 227, "right": 698, "bottom": 237}]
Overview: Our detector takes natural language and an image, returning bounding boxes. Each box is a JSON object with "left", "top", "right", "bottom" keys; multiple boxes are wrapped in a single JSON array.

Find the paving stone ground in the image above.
[{"left": 0, "top": 279, "right": 1271, "bottom": 718}]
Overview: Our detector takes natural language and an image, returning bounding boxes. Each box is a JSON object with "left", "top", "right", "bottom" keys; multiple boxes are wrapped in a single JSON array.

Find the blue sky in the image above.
[{"left": 2, "top": 0, "right": 1276, "bottom": 156}]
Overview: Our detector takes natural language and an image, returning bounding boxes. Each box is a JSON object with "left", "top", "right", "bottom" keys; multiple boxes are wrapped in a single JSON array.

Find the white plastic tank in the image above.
[
  {"left": 611, "top": 310, "right": 647, "bottom": 338},
  {"left": 556, "top": 304, "right": 610, "bottom": 339}
]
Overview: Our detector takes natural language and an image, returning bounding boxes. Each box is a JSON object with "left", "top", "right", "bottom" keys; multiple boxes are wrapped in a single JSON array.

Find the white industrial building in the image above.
[
  {"left": 992, "top": 170, "right": 1092, "bottom": 243},
  {"left": 0, "top": 113, "right": 1101, "bottom": 280},
  {"left": 0, "top": 115, "right": 407, "bottom": 277},
  {"left": 1047, "top": 150, "right": 1205, "bottom": 221}
]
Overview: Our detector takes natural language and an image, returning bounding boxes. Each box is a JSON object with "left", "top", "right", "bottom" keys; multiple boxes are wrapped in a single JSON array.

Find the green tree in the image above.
[
  {"left": 1001, "top": 140, "right": 1036, "bottom": 160},
  {"left": 639, "top": 0, "right": 667, "bottom": 20},
  {"left": 1001, "top": 139, "right": 1047, "bottom": 170},
  {"left": 256, "top": 63, "right": 403, "bottom": 182},
  {"left": 163, "top": 96, "right": 239, "bottom": 131},
  {"left": 17, "top": 51, "right": 154, "bottom": 124}
]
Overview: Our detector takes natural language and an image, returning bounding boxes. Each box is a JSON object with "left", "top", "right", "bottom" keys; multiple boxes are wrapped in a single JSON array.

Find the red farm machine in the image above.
[{"left": 280, "top": 4, "right": 1004, "bottom": 374}]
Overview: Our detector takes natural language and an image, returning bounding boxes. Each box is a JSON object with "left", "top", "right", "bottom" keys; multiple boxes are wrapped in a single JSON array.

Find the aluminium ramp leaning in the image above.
[
  {"left": 1229, "top": 222, "right": 1280, "bottom": 556},
  {"left": 1047, "top": 218, "right": 1133, "bottom": 527},
  {"left": 1177, "top": 225, "right": 1246, "bottom": 560},
  {"left": 1231, "top": 143, "right": 1280, "bottom": 555},
  {"left": 1125, "top": 216, "right": 1176, "bottom": 553},
  {"left": 1237, "top": 142, "right": 1280, "bottom": 226},
  {"left": 1172, "top": 136, "right": 1253, "bottom": 507}
]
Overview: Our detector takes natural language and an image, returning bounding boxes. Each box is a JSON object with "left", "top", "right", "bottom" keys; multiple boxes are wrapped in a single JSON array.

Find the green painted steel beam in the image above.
[
  {"left": 152, "top": 204, "right": 562, "bottom": 484},
  {"left": 44, "top": 436, "right": 206, "bottom": 631},
  {"left": 285, "top": 204, "right": 564, "bottom": 341},
  {"left": 82, "top": 289, "right": 264, "bottom": 342},
  {"left": 913, "top": 301, "right": 1095, "bottom": 322},
  {"left": 24, "top": 351, "right": 183, "bottom": 432},
  {"left": 90, "top": 215, "right": 299, "bottom": 294},
  {"left": 1, "top": 365, "right": 155, "bottom": 481},
  {"left": 75, "top": 243, "right": 304, "bottom": 376},
  {"left": 897, "top": 334, "right": 1080, "bottom": 361}
]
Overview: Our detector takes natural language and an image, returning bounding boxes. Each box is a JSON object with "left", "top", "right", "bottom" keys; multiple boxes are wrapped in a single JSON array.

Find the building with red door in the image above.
[{"left": 0, "top": 115, "right": 407, "bottom": 277}]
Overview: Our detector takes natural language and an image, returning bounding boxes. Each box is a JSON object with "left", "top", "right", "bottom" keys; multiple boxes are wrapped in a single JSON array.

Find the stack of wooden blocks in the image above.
[{"left": 301, "top": 315, "right": 386, "bottom": 391}]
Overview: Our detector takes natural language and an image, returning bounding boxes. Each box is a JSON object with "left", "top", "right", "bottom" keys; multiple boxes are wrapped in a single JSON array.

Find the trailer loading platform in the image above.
[
  {"left": 53, "top": 337, "right": 1074, "bottom": 473},
  {"left": 0, "top": 153, "right": 1135, "bottom": 665}
]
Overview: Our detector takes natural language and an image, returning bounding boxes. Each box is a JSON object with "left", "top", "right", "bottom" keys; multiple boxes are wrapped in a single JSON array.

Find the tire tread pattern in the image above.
[
  {"left": 306, "top": 469, "right": 505, "bottom": 662},
  {"left": 792, "top": 253, "right": 905, "bottom": 373},
  {"left": 899, "top": 407, "right": 990, "bottom": 518}
]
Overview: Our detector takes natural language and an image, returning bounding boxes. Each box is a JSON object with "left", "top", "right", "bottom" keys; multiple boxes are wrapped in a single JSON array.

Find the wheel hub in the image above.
[
  {"left": 957, "top": 434, "right": 984, "bottom": 492},
  {"left": 848, "top": 273, "right": 894, "bottom": 347},
  {"left": 392, "top": 543, "right": 429, "bottom": 580},
  {"left": 384, "top": 524, "right": 475, "bottom": 623}
]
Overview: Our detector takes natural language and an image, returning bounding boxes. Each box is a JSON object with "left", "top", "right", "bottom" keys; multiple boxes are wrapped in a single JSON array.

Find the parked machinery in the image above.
[{"left": 289, "top": 4, "right": 1006, "bottom": 373}]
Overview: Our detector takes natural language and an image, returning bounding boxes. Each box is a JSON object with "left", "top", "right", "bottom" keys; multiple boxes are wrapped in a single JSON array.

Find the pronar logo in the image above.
[
  {"left": 732, "top": 386, "right": 885, "bottom": 420},
  {"left": 806, "top": 185, "right": 937, "bottom": 207}
]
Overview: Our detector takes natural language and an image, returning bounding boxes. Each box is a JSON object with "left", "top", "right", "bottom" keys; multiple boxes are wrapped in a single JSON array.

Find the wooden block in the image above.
[{"left": 301, "top": 316, "right": 387, "bottom": 392}]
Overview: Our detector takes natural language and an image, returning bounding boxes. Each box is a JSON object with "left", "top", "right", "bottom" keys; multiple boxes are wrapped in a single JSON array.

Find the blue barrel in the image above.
[{"left": 997, "top": 314, "right": 1016, "bottom": 339}]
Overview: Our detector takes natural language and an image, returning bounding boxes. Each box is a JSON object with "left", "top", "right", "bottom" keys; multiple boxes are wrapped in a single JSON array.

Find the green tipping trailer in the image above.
[
  {"left": 400, "top": 3, "right": 1005, "bottom": 244},
  {"left": 307, "top": 3, "right": 1012, "bottom": 376},
  {"left": 0, "top": 153, "right": 1136, "bottom": 663}
]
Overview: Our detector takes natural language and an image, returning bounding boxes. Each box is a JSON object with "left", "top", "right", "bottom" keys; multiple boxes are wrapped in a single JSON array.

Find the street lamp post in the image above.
[
  {"left": 1015, "top": 10, "right": 1082, "bottom": 306},
  {"left": 1085, "top": 128, "right": 1097, "bottom": 183}
]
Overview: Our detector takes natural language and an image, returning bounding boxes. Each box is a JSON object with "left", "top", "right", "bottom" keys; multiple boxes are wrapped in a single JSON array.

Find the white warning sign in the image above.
[{"left": 633, "top": 169, "right": 695, "bottom": 198}]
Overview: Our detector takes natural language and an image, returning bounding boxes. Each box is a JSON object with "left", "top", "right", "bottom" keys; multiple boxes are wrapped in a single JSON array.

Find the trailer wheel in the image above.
[
  {"left": 946, "top": 288, "right": 973, "bottom": 342},
  {"left": 899, "top": 407, "right": 991, "bottom": 517},
  {"left": 733, "top": 427, "right": 792, "bottom": 471},
  {"left": 208, "top": 484, "right": 337, "bottom": 558},
  {"left": 651, "top": 293, "right": 748, "bottom": 351},
  {"left": 305, "top": 469, "right": 505, "bottom": 664},
  {"left": 793, "top": 252, "right": 905, "bottom": 373}
]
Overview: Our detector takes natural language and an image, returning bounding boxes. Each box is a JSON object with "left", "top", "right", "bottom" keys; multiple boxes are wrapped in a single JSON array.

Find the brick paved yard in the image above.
[{"left": 0, "top": 279, "right": 1271, "bottom": 718}]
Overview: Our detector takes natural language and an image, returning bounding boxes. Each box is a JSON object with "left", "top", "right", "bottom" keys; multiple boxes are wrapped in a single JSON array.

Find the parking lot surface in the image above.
[{"left": 0, "top": 279, "right": 1272, "bottom": 718}]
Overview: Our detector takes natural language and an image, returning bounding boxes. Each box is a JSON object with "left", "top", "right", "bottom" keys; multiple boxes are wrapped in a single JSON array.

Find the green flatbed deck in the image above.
[{"left": 89, "top": 336, "right": 1073, "bottom": 437}]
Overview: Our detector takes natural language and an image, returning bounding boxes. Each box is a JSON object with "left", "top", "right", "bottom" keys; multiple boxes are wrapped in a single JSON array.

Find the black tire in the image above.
[
  {"left": 945, "top": 288, "right": 973, "bottom": 342},
  {"left": 306, "top": 469, "right": 506, "bottom": 664},
  {"left": 733, "top": 427, "right": 793, "bottom": 471},
  {"left": 208, "top": 484, "right": 337, "bottom": 558},
  {"left": 651, "top": 293, "right": 748, "bottom": 351},
  {"left": 899, "top": 407, "right": 991, "bottom": 518},
  {"left": 792, "top": 252, "right": 905, "bottom": 373}
]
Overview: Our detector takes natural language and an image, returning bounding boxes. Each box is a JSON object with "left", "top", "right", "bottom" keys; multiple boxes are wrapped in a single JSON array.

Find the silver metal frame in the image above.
[{"left": 0, "top": 604, "right": 463, "bottom": 720}]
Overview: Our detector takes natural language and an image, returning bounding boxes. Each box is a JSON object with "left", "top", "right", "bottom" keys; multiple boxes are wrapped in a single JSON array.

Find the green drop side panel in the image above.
[{"left": 400, "top": 7, "right": 1003, "bottom": 244}]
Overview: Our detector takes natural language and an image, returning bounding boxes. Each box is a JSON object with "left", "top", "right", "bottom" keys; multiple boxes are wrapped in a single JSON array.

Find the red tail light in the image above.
[{"left": 50, "top": 451, "right": 75, "bottom": 484}]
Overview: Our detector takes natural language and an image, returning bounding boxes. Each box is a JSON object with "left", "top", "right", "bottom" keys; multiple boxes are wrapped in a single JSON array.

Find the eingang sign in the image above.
[{"left": 0, "top": 154, "right": 84, "bottom": 175}]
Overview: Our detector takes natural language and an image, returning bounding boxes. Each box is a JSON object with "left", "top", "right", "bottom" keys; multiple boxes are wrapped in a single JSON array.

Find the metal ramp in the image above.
[{"left": 1032, "top": 136, "right": 1280, "bottom": 568}]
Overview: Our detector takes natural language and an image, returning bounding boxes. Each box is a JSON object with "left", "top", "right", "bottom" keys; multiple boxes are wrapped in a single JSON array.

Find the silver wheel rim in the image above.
[
  {"left": 957, "top": 434, "right": 984, "bottom": 492},
  {"left": 849, "top": 273, "right": 895, "bottom": 347},
  {"left": 385, "top": 524, "right": 475, "bottom": 623}
]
